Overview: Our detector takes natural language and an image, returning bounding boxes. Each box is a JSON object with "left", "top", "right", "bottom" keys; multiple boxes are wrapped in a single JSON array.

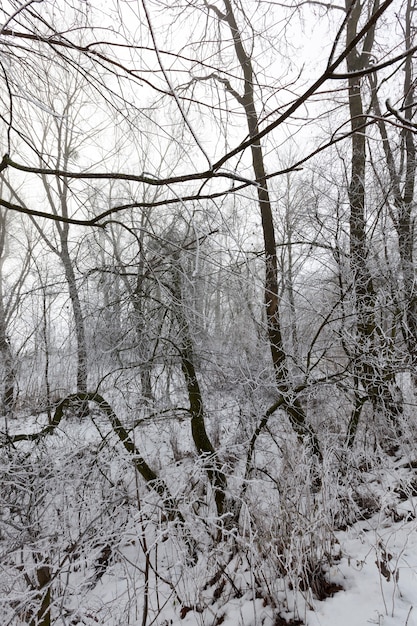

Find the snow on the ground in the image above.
[
  {"left": 87, "top": 505, "right": 417, "bottom": 626},
  {"left": 307, "top": 509, "right": 417, "bottom": 626},
  {"left": 168, "top": 513, "right": 417, "bottom": 626},
  {"left": 3, "top": 414, "right": 417, "bottom": 625}
]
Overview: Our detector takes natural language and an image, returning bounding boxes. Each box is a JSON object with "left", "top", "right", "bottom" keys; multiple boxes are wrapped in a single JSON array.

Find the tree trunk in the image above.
[
  {"left": 0, "top": 326, "right": 15, "bottom": 418},
  {"left": 172, "top": 270, "right": 228, "bottom": 520},
  {"left": 345, "top": 0, "right": 402, "bottom": 445},
  {"left": 222, "top": 0, "right": 321, "bottom": 459},
  {"left": 368, "top": 0, "right": 416, "bottom": 365},
  {"left": 31, "top": 560, "right": 51, "bottom": 626},
  {"left": 0, "top": 213, "right": 15, "bottom": 421},
  {"left": 61, "top": 240, "right": 89, "bottom": 416}
]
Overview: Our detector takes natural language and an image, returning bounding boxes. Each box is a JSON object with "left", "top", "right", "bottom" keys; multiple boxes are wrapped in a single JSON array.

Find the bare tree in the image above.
[
  {"left": 343, "top": 0, "right": 404, "bottom": 446},
  {"left": 187, "top": 0, "right": 323, "bottom": 459},
  {"left": 368, "top": 0, "right": 417, "bottom": 366},
  {"left": 1, "top": 0, "right": 417, "bottom": 619},
  {"left": 0, "top": 205, "right": 31, "bottom": 422}
]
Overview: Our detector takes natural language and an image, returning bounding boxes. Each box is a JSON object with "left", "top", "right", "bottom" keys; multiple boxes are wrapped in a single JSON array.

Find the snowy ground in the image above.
[
  {"left": 2, "top": 414, "right": 417, "bottom": 625},
  {"left": 73, "top": 470, "right": 417, "bottom": 626},
  {"left": 84, "top": 509, "right": 417, "bottom": 626},
  {"left": 307, "top": 510, "right": 417, "bottom": 626},
  {"left": 157, "top": 509, "right": 417, "bottom": 626}
]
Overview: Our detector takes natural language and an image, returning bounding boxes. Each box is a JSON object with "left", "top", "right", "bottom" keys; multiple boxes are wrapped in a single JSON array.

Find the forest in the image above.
[{"left": 1, "top": 0, "right": 417, "bottom": 624}]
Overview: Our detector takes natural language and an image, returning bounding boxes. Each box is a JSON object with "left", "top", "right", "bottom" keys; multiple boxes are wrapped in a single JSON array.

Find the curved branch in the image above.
[
  {"left": 2, "top": 393, "right": 183, "bottom": 523},
  {"left": 386, "top": 98, "right": 417, "bottom": 130},
  {"left": 329, "top": 43, "right": 417, "bottom": 79}
]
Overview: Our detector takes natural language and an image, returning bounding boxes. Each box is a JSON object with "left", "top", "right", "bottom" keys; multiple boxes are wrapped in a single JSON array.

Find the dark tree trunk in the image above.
[
  {"left": 222, "top": 0, "right": 321, "bottom": 459},
  {"left": 344, "top": 0, "right": 403, "bottom": 445},
  {"left": 60, "top": 241, "right": 89, "bottom": 418},
  {"left": 0, "top": 329, "right": 15, "bottom": 418},
  {"left": 172, "top": 271, "right": 228, "bottom": 520},
  {"left": 368, "top": 0, "right": 416, "bottom": 364}
]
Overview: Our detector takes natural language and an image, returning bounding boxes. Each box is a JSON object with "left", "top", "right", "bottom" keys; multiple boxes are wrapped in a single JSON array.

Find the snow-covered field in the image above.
[
  {"left": 64, "top": 507, "right": 417, "bottom": 626},
  {"left": 1, "top": 412, "right": 417, "bottom": 625},
  {"left": 308, "top": 512, "right": 417, "bottom": 626}
]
